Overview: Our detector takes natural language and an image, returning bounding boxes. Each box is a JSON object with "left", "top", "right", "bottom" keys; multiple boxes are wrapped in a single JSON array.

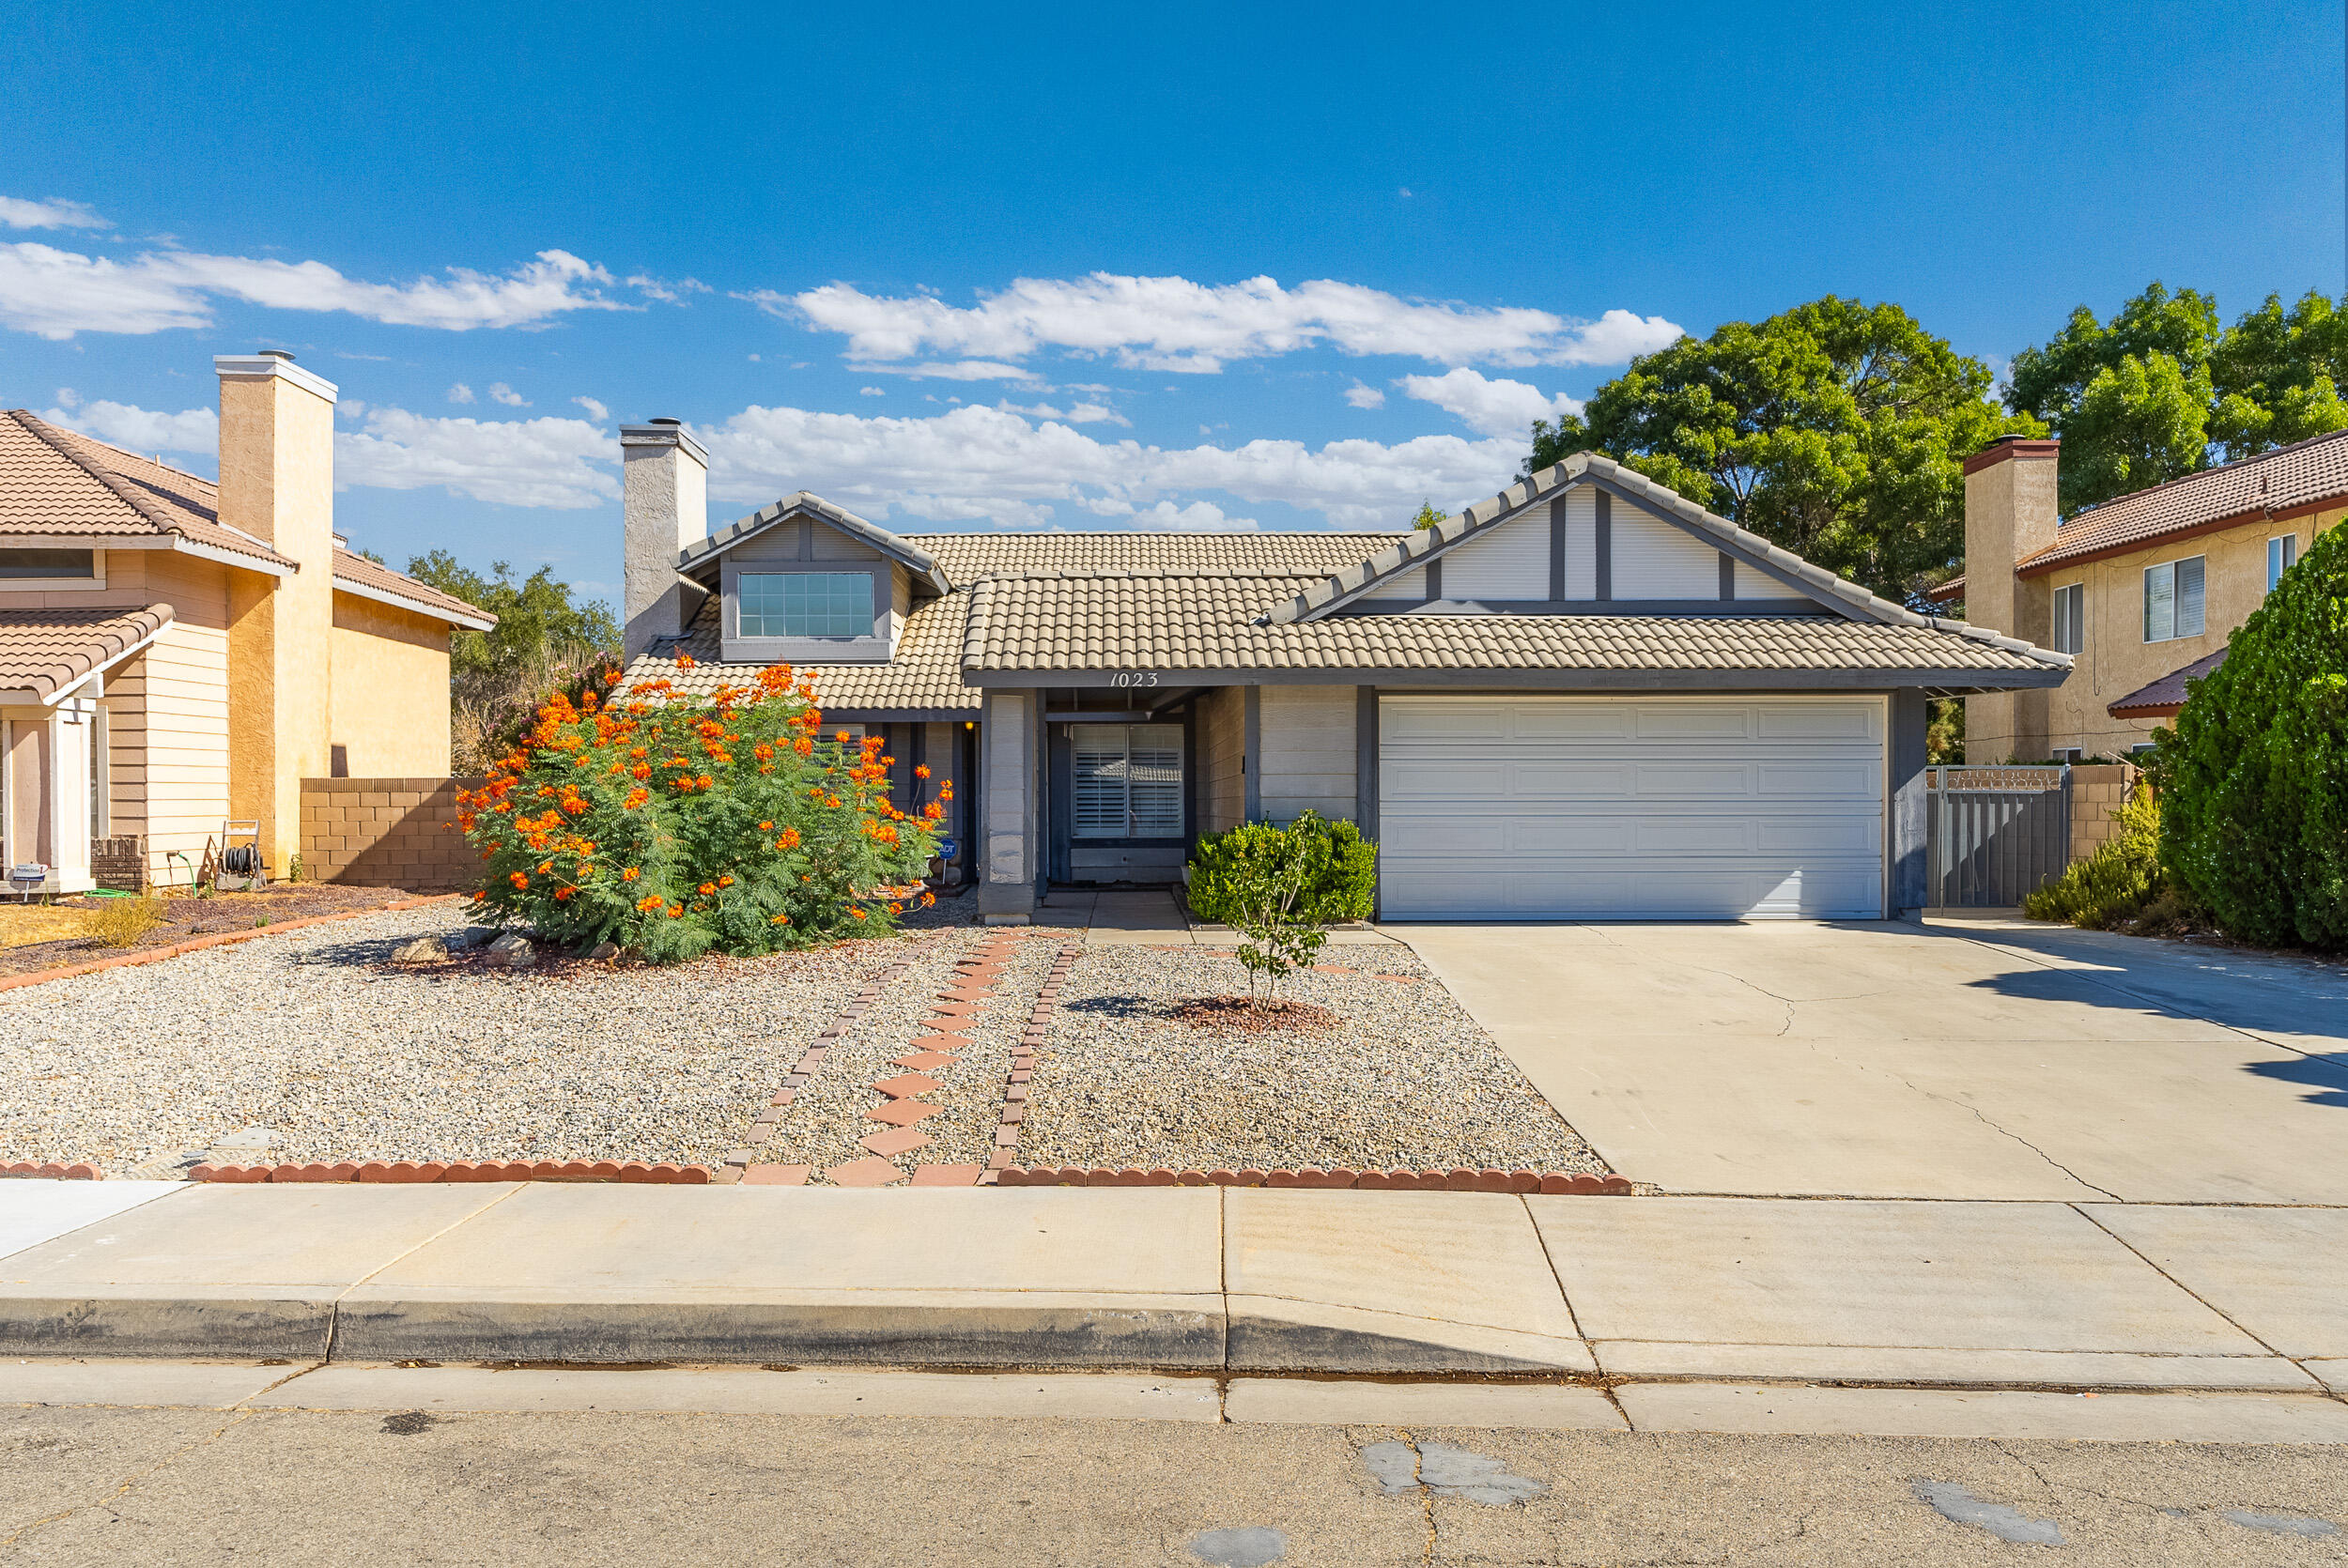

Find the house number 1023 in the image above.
[{"left": 1110, "top": 670, "right": 1160, "bottom": 688}]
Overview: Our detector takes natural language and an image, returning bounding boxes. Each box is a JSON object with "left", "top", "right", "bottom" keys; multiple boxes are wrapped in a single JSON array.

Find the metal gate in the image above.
[{"left": 1927, "top": 766, "right": 2072, "bottom": 909}]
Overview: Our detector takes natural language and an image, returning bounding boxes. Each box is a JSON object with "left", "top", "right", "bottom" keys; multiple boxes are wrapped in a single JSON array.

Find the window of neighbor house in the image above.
[
  {"left": 1072, "top": 724, "right": 1183, "bottom": 839},
  {"left": 2143, "top": 556, "right": 2205, "bottom": 642},
  {"left": 0, "top": 548, "right": 94, "bottom": 578},
  {"left": 2268, "top": 534, "right": 2298, "bottom": 592},
  {"left": 738, "top": 573, "right": 873, "bottom": 638},
  {"left": 2052, "top": 582, "right": 2084, "bottom": 654},
  {"left": 330, "top": 745, "right": 348, "bottom": 778}
]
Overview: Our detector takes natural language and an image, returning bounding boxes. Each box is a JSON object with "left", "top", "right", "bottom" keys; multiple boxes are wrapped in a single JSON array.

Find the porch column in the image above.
[
  {"left": 1890, "top": 688, "right": 1929, "bottom": 919},
  {"left": 978, "top": 691, "right": 1038, "bottom": 923}
]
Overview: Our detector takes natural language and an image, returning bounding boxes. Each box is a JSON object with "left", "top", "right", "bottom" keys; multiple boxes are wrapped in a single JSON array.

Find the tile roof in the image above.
[
  {"left": 960, "top": 570, "right": 2066, "bottom": 680},
  {"left": 0, "top": 410, "right": 492, "bottom": 626},
  {"left": 2019, "top": 427, "right": 2348, "bottom": 577},
  {"left": 625, "top": 591, "right": 981, "bottom": 713},
  {"left": 904, "top": 530, "right": 1409, "bottom": 581},
  {"left": 329, "top": 547, "right": 496, "bottom": 627},
  {"left": 2108, "top": 647, "right": 2228, "bottom": 719},
  {"left": 0, "top": 604, "right": 173, "bottom": 700},
  {"left": 1, "top": 410, "right": 293, "bottom": 567}
]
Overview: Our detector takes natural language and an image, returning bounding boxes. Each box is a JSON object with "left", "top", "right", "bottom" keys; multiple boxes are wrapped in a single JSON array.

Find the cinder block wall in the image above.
[
  {"left": 2069, "top": 762, "right": 2141, "bottom": 863},
  {"left": 300, "top": 777, "right": 483, "bottom": 891}
]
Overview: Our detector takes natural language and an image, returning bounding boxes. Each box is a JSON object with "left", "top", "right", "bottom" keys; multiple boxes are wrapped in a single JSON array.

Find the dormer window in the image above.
[{"left": 740, "top": 572, "right": 874, "bottom": 638}]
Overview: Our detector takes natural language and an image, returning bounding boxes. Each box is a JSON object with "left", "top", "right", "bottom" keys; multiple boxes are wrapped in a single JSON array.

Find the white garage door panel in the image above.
[{"left": 1379, "top": 696, "right": 1884, "bottom": 920}]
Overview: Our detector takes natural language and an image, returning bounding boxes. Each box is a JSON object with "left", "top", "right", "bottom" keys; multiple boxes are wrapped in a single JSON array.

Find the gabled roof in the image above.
[
  {"left": 907, "top": 529, "right": 1408, "bottom": 581},
  {"left": 959, "top": 569, "right": 2067, "bottom": 685},
  {"left": 0, "top": 604, "right": 173, "bottom": 702},
  {"left": 678, "top": 492, "right": 953, "bottom": 596},
  {"left": 2018, "top": 427, "right": 2348, "bottom": 579},
  {"left": 633, "top": 590, "right": 980, "bottom": 713},
  {"left": 0, "top": 411, "right": 494, "bottom": 628},
  {"left": 1265, "top": 452, "right": 1940, "bottom": 630},
  {"left": 2108, "top": 647, "right": 2227, "bottom": 719},
  {"left": 1, "top": 409, "right": 295, "bottom": 570}
]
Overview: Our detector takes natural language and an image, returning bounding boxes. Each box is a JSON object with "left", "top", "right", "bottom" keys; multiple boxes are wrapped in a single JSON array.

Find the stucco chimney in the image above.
[
  {"left": 620, "top": 418, "right": 708, "bottom": 660},
  {"left": 214, "top": 350, "right": 339, "bottom": 869},
  {"left": 1961, "top": 435, "right": 2061, "bottom": 761}
]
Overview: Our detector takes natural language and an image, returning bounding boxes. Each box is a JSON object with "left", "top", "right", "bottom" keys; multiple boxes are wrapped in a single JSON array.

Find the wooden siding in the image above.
[
  {"left": 1611, "top": 502, "right": 1723, "bottom": 598},
  {"left": 1258, "top": 684, "right": 1358, "bottom": 823},
  {"left": 1199, "top": 685, "right": 1245, "bottom": 832},
  {"left": 1443, "top": 508, "right": 1551, "bottom": 599}
]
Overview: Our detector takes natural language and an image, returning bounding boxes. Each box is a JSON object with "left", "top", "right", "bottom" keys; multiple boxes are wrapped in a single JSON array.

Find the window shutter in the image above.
[
  {"left": 1126, "top": 725, "right": 1184, "bottom": 837},
  {"left": 1072, "top": 726, "right": 1128, "bottom": 838},
  {"left": 2176, "top": 557, "right": 2205, "bottom": 638}
]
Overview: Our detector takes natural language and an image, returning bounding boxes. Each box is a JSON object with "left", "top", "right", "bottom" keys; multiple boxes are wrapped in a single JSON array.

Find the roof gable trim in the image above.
[{"left": 678, "top": 493, "right": 951, "bottom": 595}]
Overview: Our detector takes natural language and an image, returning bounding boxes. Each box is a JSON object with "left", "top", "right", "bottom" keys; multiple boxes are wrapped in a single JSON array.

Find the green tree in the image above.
[
  {"left": 403, "top": 553, "right": 622, "bottom": 774},
  {"left": 2004, "top": 284, "right": 2348, "bottom": 514},
  {"left": 1409, "top": 500, "right": 1445, "bottom": 530},
  {"left": 1528, "top": 297, "right": 2021, "bottom": 605}
]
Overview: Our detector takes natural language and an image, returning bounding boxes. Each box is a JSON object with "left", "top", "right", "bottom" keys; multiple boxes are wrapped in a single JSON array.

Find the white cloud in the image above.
[
  {"left": 39, "top": 398, "right": 217, "bottom": 454},
  {"left": 0, "top": 243, "right": 629, "bottom": 340},
  {"left": 843, "top": 358, "right": 1039, "bottom": 382},
  {"left": 335, "top": 408, "right": 616, "bottom": 510},
  {"left": 447, "top": 383, "right": 476, "bottom": 404},
  {"left": 573, "top": 395, "right": 610, "bottom": 422},
  {"left": 1344, "top": 380, "right": 1385, "bottom": 409},
  {"left": 0, "top": 196, "right": 109, "bottom": 230},
  {"left": 488, "top": 382, "right": 530, "bottom": 407},
  {"left": 1121, "top": 500, "right": 1257, "bottom": 530},
  {"left": 858, "top": 387, "right": 885, "bottom": 397},
  {"left": 1064, "top": 402, "right": 1128, "bottom": 426},
  {"left": 625, "top": 273, "right": 708, "bottom": 303},
  {"left": 1399, "top": 367, "right": 1584, "bottom": 439},
  {"left": 703, "top": 402, "right": 1520, "bottom": 530},
  {"left": 778, "top": 273, "right": 1683, "bottom": 373}
]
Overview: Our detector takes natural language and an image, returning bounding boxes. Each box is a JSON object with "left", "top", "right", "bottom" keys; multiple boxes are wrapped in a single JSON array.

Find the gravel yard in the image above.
[
  {"left": 1018, "top": 945, "right": 1607, "bottom": 1176},
  {"left": 0, "top": 903, "right": 959, "bottom": 1178}
]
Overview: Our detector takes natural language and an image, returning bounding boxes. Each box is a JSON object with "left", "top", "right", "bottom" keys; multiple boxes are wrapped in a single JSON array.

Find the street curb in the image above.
[
  {"left": 188, "top": 1161, "right": 714, "bottom": 1185},
  {"left": 0, "top": 892, "right": 470, "bottom": 995},
  {"left": 0, "top": 1161, "right": 103, "bottom": 1181},
  {"left": 996, "top": 1167, "right": 1633, "bottom": 1193}
]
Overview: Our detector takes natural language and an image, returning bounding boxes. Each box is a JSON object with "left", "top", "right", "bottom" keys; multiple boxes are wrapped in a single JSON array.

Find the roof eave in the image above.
[{"left": 332, "top": 574, "right": 498, "bottom": 630}]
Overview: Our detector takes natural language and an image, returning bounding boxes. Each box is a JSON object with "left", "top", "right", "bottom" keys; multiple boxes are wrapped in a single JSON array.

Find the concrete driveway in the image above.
[{"left": 1400, "top": 916, "right": 2348, "bottom": 1204}]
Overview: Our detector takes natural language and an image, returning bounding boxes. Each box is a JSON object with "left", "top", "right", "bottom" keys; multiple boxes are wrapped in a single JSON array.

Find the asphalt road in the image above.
[{"left": 5, "top": 1402, "right": 2344, "bottom": 1566}]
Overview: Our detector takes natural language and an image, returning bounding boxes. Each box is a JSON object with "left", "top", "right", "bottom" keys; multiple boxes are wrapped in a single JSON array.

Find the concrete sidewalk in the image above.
[{"left": 5, "top": 1181, "right": 2346, "bottom": 1401}]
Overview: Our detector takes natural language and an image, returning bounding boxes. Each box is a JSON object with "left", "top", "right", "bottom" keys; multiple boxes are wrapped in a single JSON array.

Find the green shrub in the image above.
[
  {"left": 2024, "top": 787, "right": 2163, "bottom": 929},
  {"left": 1185, "top": 811, "right": 1377, "bottom": 1001},
  {"left": 2159, "top": 522, "right": 2348, "bottom": 950},
  {"left": 458, "top": 661, "right": 943, "bottom": 963}
]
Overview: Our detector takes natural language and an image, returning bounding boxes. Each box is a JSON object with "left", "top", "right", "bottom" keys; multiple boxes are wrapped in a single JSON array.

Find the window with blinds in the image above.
[
  {"left": 1072, "top": 724, "right": 1184, "bottom": 839},
  {"left": 2143, "top": 556, "right": 2204, "bottom": 642},
  {"left": 2052, "top": 582, "right": 2084, "bottom": 654}
]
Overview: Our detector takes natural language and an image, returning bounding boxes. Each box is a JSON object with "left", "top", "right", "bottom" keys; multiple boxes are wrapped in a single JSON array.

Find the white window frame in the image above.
[
  {"left": 2143, "top": 555, "right": 2205, "bottom": 642},
  {"left": 1071, "top": 723, "right": 1184, "bottom": 840},
  {"left": 2051, "top": 581, "right": 2085, "bottom": 655},
  {"left": 2268, "top": 533, "right": 2298, "bottom": 592}
]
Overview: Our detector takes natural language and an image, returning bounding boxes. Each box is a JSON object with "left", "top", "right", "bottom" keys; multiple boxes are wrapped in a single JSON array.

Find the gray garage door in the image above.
[{"left": 1377, "top": 696, "right": 1886, "bottom": 920}]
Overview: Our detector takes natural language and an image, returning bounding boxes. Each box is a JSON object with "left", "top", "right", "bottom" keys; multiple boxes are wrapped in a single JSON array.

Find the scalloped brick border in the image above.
[
  {"left": 0, "top": 892, "right": 471, "bottom": 994},
  {"left": 1, "top": 1161, "right": 103, "bottom": 1180},
  {"left": 187, "top": 1160, "right": 712, "bottom": 1184},
  {"left": 996, "top": 1166, "right": 1631, "bottom": 1193}
]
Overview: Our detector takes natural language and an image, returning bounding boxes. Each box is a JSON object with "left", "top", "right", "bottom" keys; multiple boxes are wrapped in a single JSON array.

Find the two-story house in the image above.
[
  {"left": 1, "top": 353, "right": 491, "bottom": 892},
  {"left": 616, "top": 419, "right": 2066, "bottom": 926},
  {"left": 1943, "top": 431, "right": 2347, "bottom": 761}
]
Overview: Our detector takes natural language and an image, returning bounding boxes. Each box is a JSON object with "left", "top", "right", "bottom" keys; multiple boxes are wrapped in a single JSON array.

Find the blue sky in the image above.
[{"left": 5, "top": 0, "right": 2339, "bottom": 607}]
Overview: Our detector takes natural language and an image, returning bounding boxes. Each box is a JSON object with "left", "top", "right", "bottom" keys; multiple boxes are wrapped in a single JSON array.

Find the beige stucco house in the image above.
[
  {"left": 616, "top": 420, "right": 2065, "bottom": 925},
  {"left": 0, "top": 353, "right": 491, "bottom": 893},
  {"left": 1945, "top": 431, "right": 2346, "bottom": 761}
]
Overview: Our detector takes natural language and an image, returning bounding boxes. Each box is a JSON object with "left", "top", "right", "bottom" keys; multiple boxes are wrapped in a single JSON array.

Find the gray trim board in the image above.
[
  {"left": 1720, "top": 552, "right": 1736, "bottom": 601},
  {"left": 1424, "top": 555, "right": 1442, "bottom": 602},
  {"left": 1891, "top": 688, "right": 1929, "bottom": 917},
  {"left": 1548, "top": 497, "right": 1567, "bottom": 602},
  {"left": 1594, "top": 490, "right": 1612, "bottom": 601},
  {"left": 1242, "top": 684, "right": 1262, "bottom": 821},
  {"left": 679, "top": 493, "right": 951, "bottom": 596},
  {"left": 1337, "top": 598, "right": 1823, "bottom": 618},
  {"left": 1356, "top": 685, "right": 1380, "bottom": 921},
  {"left": 1574, "top": 469, "right": 1870, "bottom": 622}
]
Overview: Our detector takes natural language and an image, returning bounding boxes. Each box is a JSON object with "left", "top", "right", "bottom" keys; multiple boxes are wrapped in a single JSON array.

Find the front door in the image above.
[{"left": 1048, "top": 720, "right": 1188, "bottom": 883}]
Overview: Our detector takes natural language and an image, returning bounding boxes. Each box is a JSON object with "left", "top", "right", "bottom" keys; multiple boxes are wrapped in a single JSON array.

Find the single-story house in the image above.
[
  {"left": 1935, "top": 429, "right": 2345, "bottom": 760},
  {"left": 617, "top": 420, "right": 2068, "bottom": 924},
  {"left": 1, "top": 353, "right": 492, "bottom": 892}
]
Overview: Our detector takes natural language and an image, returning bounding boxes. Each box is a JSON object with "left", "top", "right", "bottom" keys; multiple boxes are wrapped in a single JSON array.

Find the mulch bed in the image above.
[
  {"left": 0, "top": 884, "right": 428, "bottom": 978},
  {"left": 1166, "top": 996, "right": 1336, "bottom": 1034}
]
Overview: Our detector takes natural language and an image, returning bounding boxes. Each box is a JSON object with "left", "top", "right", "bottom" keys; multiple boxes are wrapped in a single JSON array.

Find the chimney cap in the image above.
[
  {"left": 1963, "top": 434, "right": 2061, "bottom": 476},
  {"left": 259, "top": 348, "right": 297, "bottom": 361},
  {"left": 648, "top": 416, "right": 682, "bottom": 425}
]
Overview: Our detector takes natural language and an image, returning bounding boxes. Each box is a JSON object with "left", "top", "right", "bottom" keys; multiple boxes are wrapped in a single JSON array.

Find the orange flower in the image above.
[
  {"left": 622, "top": 867, "right": 640, "bottom": 882},
  {"left": 849, "top": 907, "right": 867, "bottom": 920},
  {"left": 758, "top": 821, "right": 773, "bottom": 832},
  {"left": 698, "top": 882, "right": 718, "bottom": 895},
  {"left": 776, "top": 827, "right": 801, "bottom": 850},
  {"left": 637, "top": 893, "right": 664, "bottom": 912},
  {"left": 770, "top": 913, "right": 792, "bottom": 926},
  {"left": 668, "top": 903, "right": 686, "bottom": 918},
  {"left": 676, "top": 653, "right": 698, "bottom": 669},
  {"left": 718, "top": 875, "right": 734, "bottom": 887},
  {"left": 509, "top": 871, "right": 530, "bottom": 889},
  {"left": 914, "top": 764, "right": 931, "bottom": 779},
  {"left": 537, "top": 861, "right": 554, "bottom": 875}
]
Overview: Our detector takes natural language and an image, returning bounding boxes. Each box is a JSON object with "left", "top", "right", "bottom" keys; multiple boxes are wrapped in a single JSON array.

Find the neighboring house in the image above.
[
  {"left": 0, "top": 354, "right": 492, "bottom": 892},
  {"left": 618, "top": 421, "right": 2065, "bottom": 924},
  {"left": 1940, "top": 431, "right": 2347, "bottom": 761}
]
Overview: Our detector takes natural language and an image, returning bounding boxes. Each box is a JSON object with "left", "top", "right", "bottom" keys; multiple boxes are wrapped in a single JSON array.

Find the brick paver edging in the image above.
[
  {"left": 718, "top": 960, "right": 913, "bottom": 1184},
  {"left": 1, "top": 1161, "right": 103, "bottom": 1180},
  {"left": 0, "top": 892, "right": 471, "bottom": 994},
  {"left": 978, "top": 941, "right": 1081, "bottom": 1185},
  {"left": 187, "top": 1160, "right": 713, "bottom": 1184},
  {"left": 996, "top": 1167, "right": 1634, "bottom": 1193}
]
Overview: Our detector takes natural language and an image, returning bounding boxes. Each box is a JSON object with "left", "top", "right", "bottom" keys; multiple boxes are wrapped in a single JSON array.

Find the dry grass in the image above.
[
  {"left": 0, "top": 904, "right": 92, "bottom": 950},
  {"left": 83, "top": 896, "right": 165, "bottom": 948}
]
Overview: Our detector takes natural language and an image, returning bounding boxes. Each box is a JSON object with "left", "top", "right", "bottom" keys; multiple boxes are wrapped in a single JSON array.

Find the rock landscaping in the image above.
[
  {"left": 0, "top": 885, "right": 1616, "bottom": 1190},
  {"left": 0, "top": 884, "right": 425, "bottom": 978}
]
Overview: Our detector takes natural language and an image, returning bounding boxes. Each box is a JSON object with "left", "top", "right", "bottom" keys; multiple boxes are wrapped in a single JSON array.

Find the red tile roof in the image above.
[
  {"left": 2107, "top": 647, "right": 2227, "bottom": 719},
  {"left": 2018, "top": 427, "right": 2348, "bottom": 578},
  {"left": 0, "top": 604, "right": 173, "bottom": 700}
]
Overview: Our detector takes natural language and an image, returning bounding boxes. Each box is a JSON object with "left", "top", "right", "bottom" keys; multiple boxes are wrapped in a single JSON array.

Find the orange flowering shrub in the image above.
[{"left": 456, "top": 663, "right": 947, "bottom": 962}]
